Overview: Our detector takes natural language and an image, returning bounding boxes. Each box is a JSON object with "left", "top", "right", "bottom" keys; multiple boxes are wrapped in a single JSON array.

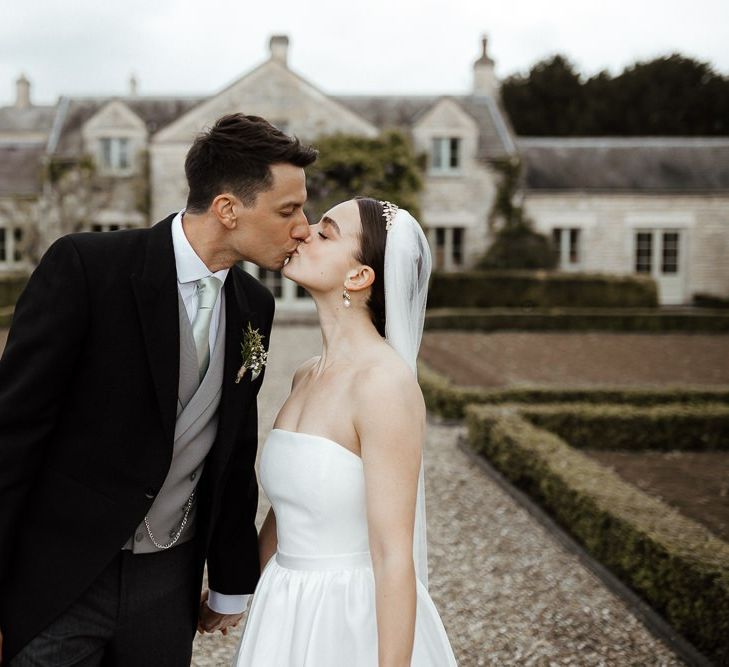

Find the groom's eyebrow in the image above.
[{"left": 321, "top": 216, "right": 341, "bottom": 235}]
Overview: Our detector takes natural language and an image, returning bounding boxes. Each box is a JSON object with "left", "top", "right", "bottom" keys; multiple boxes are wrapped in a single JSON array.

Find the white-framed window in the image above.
[
  {"left": 552, "top": 227, "right": 581, "bottom": 268},
  {"left": 430, "top": 137, "right": 461, "bottom": 174},
  {"left": 430, "top": 226, "right": 465, "bottom": 270},
  {"left": 100, "top": 137, "right": 131, "bottom": 172},
  {"left": 634, "top": 230, "right": 680, "bottom": 275},
  {"left": 0, "top": 225, "right": 27, "bottom": 267}
]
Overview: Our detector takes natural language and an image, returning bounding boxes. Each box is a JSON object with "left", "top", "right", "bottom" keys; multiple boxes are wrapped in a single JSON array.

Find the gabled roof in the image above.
[
  {"left": 0, "top": 142, "right": 45, "bottom": 196},
  {"left": 518, "top": 138, "right": 729, "bottom": 192},
  {"left": 334, "top": 94, "right": 516, "bottom": 159},
  {"left": 49, "top": 96, "right": 204, "bottom": 156}
]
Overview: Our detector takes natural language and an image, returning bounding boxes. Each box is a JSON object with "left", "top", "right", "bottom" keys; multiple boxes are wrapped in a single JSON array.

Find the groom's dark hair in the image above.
[{"left": 184, "top": 113, "right": 318, "bottom": 213}]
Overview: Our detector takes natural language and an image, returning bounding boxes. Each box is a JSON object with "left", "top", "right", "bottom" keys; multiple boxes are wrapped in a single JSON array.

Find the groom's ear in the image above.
[
  {"left": 345, "top": 265, "right": 375, "bottom": 292},
  {"left": 211, "top": 194, "right": 238, "bottom": 229}
]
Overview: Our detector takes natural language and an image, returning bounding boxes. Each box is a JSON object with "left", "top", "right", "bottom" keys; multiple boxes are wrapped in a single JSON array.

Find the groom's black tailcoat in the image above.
[{"left": 0, "top": 214, "right": 274, "bottom": 661}]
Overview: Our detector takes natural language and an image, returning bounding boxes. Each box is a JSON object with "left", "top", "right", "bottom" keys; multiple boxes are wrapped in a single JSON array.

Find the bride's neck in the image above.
[{"left": 313, "top": 294, "right": 381, "bottom": 368}]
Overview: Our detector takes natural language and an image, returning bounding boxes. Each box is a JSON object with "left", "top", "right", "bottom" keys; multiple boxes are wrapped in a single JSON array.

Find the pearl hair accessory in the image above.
[{"left": 380, "top": 201, "right": 399, "bottom": 231}]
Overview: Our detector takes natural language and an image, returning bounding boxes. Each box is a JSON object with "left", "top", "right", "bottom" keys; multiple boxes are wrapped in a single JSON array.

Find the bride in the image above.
[{"left": 234, "top": 197, "right": 458, "bottom": 666}]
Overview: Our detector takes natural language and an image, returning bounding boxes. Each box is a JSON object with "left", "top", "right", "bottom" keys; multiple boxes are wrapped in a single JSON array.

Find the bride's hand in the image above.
[{"left": 197, "top": 590, "right": 245, "bottom": 636}]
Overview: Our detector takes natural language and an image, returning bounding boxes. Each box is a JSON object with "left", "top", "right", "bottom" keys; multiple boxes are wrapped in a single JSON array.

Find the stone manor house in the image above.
[{"left": 1, "top": 35, "right": 728, "bottom": 306}]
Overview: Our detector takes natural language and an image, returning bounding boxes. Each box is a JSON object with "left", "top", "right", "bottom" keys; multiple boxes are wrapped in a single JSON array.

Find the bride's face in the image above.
[{"left": 282, "top": 200, "right": 363, "bottom": 294}]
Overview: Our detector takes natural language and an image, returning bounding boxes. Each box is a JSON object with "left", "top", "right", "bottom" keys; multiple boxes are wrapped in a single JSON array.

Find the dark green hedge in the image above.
[
  {"left": 518, "top": 403, "right": 729, "bottom": 451},
  {"left": 424, "top": 307, "right": 729, "bottom": 333},
  {"left": 428, "top": 271, "right": 658, "bottom": 309},
  {"left": 694, "top": 292, "right": 729, "bottom": 309},
  {"left": 0, "top": 275, "right": 27, "bottom": 308},
  {"left": 418, "top": 362, "right": 729, "bottom": 420},
  {"left": 466, "top": 405, "right": 729, "bottom": 663},
  {"left": 0, "top": 306, "right": 14, "bottom": 328}
]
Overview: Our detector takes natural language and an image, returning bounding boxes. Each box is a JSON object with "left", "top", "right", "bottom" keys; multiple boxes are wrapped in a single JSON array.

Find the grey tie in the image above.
[{"left": 192, "top": 276, "right": 223, "bottom": 381}]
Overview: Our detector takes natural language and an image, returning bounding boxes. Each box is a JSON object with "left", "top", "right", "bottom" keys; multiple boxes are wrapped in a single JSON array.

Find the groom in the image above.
[{"left": 0, "top": 113, "right": 317, "bottom": 665}]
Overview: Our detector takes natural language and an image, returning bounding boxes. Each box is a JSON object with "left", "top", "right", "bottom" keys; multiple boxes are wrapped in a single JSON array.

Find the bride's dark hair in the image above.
[{"left": 354, "top": 197, "right": 387, "bottom": 337}]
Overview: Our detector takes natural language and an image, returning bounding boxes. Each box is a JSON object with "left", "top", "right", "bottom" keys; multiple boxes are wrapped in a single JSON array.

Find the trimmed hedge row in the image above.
[
  {"left": 518, "top": 403, "right": 729, "bottom": 451},
  {"left": 0, "top": 306, "right": 13, "bottom": 328},
  {"left": 428, "top": 271, "right": 658, "bottom": 309},
  {"left": 0, "top": 275, "right": 27, "bottom": 308},
  {"left": 418, "top": 362, "right": 729, "bottom": 420},
  {"left": 424, "top": 307, "right": 729, "bottom": 333},
  {"left": 466, "top": 405, "right": 729, "bottom": 663}
]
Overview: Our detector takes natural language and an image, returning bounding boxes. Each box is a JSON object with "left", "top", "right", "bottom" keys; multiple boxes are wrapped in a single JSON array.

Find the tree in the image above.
[
  {"left": 502, "top": 53, "right": 729, "bottom": 136},
  {"left": 478, "top": 158, "right": 557, "bottom": 270},
  {"left": 305, "top": 130, "right": 425, "bottom": 222}
]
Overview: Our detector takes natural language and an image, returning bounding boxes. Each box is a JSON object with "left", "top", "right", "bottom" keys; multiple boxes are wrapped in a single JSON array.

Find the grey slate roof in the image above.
[
  {"left": 0, "top": 105, "right": 56, "bottom": 134},
  {"left": 0, "top": 142, "right": 45, "bottom": 196},
  {"left": 518, "top": 138, "right": 729, "bottom": 192},
  {"left": 334, "top": 94, "right": 516, "bottom": 159},
  {"left": 49, "top": 96, "right": 203, "bottom": 156}
]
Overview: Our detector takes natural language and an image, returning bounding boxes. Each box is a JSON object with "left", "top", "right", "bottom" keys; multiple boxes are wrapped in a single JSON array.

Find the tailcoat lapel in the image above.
[{"left": 131, "top": 217, "right": 180, "bottom": 446}]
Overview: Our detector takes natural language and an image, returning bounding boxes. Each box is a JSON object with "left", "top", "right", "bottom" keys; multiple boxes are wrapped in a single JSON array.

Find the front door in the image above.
[{"left": 634, "top": 229, "right": 685, "bottom": 305}]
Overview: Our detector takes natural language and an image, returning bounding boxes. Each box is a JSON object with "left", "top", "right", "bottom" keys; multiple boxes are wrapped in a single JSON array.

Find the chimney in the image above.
[
  {"left": 269, "top": 35, "right": 289, "bottom": 66},
  {"left": 15, "top": 73, "right": 31, "bottom": 109},
  {"left": 129, "top": 73, "right": 138, "bottom": 96},
  {"left": 473, "top": 35, "right": 499, "bottom": 97}
]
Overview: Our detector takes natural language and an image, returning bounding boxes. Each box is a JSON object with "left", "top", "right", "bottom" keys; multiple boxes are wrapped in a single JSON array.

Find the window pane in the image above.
[
  {"left": 0, "top": 228, "right": 6, "bottom": 261},
  {"left": 91, "top": 224, "right": 104, "bottom": 233},
  {"left": 118, "top": 139, "right": 130, "bottom": 169},
  {"left": 259, "top": 269, "right": 283, "bottom": 298},
  {"left": 431, "top": 138, "right": 443, "bottom": 169},
  {"left": 449, "top": 138, "right": 460, "bottom": 168},
  {"left": 569, "top": 228, "right": 580, "bottom": 263},
  {"left": 296, "top": 284, "right": 310, "bottom": 299},
  {"left": 13, "top": 228, "right": 23, "bottom": 262},
  {"left": 101, "top": 138, "right": 112, "bottom": 168},
  {"left": 635, "top": 232, "right": 652, "bottom": 273},
  {"left": 662, "top": 232, "right": 679, "bottom": 274},
  {"left": 452, "top": 228, "right": 464, "bottom": 265}
]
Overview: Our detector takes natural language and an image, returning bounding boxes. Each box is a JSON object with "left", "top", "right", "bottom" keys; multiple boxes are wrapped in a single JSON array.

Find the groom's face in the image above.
[{"left": 233, "top": 163, "right": 310, "bottom": 270}]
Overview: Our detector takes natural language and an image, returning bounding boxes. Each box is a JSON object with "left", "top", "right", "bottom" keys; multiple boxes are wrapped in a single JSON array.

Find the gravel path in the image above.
[{"left": 192, "top": 324, "right": 683, "bottom": 666}]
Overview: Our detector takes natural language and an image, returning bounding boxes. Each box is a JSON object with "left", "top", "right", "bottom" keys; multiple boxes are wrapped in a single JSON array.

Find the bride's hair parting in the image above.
[{"left": 354, "top": 197, "right": 387, "bottom": 337}]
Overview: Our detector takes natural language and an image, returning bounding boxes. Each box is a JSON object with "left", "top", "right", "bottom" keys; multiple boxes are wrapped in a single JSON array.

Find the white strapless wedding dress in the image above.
[{"left": 234, "top": 428, "right": 458, "bottom": 666}]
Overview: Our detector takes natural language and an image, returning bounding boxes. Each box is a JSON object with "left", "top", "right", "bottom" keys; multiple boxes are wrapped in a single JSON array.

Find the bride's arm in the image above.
[
  {"left": 258, "top": 507, "right": 278, "bottom": 571},
  {"left": 355, "top": 365, "right": 425, "bottom": 667}
]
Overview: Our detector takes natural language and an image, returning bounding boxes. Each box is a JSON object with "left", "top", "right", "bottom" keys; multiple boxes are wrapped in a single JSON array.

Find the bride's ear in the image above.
[{"left": 344, "top": 265, "right": 375, "bottom": 292}]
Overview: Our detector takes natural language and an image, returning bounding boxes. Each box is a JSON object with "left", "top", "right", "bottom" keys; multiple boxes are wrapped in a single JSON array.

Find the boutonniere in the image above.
[{"left": 235, "top": 322, "right": 268, "bottom": 384}]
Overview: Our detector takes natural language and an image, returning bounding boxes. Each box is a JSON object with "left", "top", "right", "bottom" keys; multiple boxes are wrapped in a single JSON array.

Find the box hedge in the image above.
[
  {"left": 466, "top": 405, "right": 729, "bottom": 663},
  {"left": 517, "top": 403, "right": 729, "bottom": 451},
  {"left": 428, "top": 271, "right": 658, "bottom": 309},
  {"left": 0, "top": 274, "right": 27, "bottom": 308},
  {"left": 418, "top": 362, "right": 729, "bottom": 420},
  {"left": 424, "top": 307, "right": 729, "bottom": 333}
]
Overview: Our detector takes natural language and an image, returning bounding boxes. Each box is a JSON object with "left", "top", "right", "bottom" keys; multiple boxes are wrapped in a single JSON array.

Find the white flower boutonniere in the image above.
[{"left": 235, "top": 322, "right": 268, "bottom": 384}]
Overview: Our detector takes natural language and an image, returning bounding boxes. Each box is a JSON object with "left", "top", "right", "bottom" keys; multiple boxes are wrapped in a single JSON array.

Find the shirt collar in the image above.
[{"left": 171, "top": 210, "right": 230, "bottom": 286}]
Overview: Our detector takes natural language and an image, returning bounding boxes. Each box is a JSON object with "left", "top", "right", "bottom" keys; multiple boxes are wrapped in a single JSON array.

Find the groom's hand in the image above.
[{"left": 197, "top": 589, "right": 245, "bottom": 636}]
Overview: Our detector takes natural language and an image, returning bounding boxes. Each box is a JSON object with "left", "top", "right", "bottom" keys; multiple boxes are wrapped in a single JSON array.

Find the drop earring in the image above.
[{"left": 342, "top": 287, "right": 351, "bottom": 308}]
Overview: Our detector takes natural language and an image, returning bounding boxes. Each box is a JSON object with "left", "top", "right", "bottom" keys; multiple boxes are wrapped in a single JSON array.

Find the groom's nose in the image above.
[{"left": 291, "top": 213, "right": 311, "bottom": 242}]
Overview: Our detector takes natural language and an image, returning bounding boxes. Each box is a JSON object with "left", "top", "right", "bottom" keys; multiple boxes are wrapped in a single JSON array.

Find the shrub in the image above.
[
  {"left": 427, "top": 272, "right": 658, "bottom": 309},
  {"left": 466, "top": 405, "right": 729, "bottom": 663},
  {"left": 516, "top": 403, "right": 729, "bottom": 451},
  {"left": 0, "top": 275, "right": 28, "bottom": 308},
  {"left": 418, "top": 362, "right": 729, "bottom": 420},
  {"left": 424, "top": 307, "right": 729, "bottom": 332}
]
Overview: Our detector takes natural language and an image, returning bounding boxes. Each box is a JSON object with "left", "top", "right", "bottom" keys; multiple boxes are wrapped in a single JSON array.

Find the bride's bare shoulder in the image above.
[
  {"left": 353, "top": 348, "right": 424, "bottom": 416},
  {"left": 291, "top": 355, "right": 320, "bottom": 389}
]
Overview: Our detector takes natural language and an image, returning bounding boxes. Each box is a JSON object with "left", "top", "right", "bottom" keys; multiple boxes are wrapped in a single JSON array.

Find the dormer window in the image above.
[
  {"left": 100, "top": 137, "right": 131, "bottom": 172},
  {"left": 431, "top": 137, "right": 461, "bottom": 174}
]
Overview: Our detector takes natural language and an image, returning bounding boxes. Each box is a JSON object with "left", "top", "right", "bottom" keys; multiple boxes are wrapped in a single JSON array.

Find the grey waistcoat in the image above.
[{"left": 124, "top": 290, "right": 226, "bottom": 553}]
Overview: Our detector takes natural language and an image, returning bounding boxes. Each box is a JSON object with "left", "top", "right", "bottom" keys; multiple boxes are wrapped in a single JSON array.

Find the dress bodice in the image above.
[{"left": 260, "top": 429, "right": 371, "bottom": 557}]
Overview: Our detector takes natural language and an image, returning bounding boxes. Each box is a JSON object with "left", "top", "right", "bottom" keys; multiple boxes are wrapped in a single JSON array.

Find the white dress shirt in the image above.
[{"left": 172, "top": 210, "right": 250, "bottom": 616}]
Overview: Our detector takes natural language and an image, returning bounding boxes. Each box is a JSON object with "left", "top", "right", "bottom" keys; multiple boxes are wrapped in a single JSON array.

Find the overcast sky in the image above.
[{"left": 1, "top": 0, "right": 727, "bottom": 107}]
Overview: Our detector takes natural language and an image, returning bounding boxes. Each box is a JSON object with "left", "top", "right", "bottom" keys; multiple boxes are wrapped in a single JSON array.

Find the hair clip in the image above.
[{"left": 380, "top": 201, "right": 399, "bottom": 231}]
